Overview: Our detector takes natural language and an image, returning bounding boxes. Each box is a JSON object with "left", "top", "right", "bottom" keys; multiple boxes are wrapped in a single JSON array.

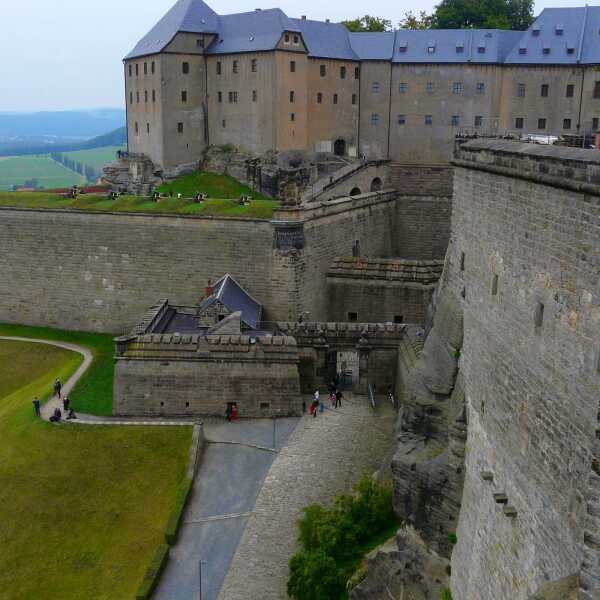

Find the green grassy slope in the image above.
[
  {"left": 0, "top": 155, "right": 84, "bottom": 190},
  {"left": 61, "top": 146, "right": 124, "bottom": 170},
  {"left": 0, "top": 338, "right": 191, "bottom": 600},
  {"left": 157, "top": 170, "right": 270, "bottom": 199}
]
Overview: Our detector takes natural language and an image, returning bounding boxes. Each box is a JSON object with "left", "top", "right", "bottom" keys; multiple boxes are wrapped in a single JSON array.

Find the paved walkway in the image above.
[
  {"left": 217, "top": 393, "right": 396, "bottom": 600},
  {"left": 154, "top": 418, "right": 300, "bottom": 600}
]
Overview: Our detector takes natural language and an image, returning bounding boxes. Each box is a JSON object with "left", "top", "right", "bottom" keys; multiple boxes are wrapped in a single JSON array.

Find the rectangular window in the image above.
[
  {"left": 351, "top": 93, "right": 357, "bottom": 105},
  {"left": 152, "top": 89, "right": 156, "bottom": 102},
  {"left": 427, "top": 45, "right": 435, "bottom": 54},
  {"left": 181, "top": 90, "right": 187, "bottom": 103},
  {"left": 197, "top": 38, "right": 205, "bottom": 48},
  {"left": 151, "top": 61, "right": 155, "bottom": 74},
  {"left": 593, "top": 117, "right": 599, "bottom": 131},
  {"left": 182, "top": 62, "right": 189, "bottom": 74},
  {"left": 222, "top": 119, "right": 226, "bottom": 128},
  {"left": 452, "top": 82, "right": 463, "bottom": 94},
  {"left": 371, "top": 114, "right": 380, "bottom": 125},
  {"left": 177, "top": 122, "right": 183, "bottom": 134},
  {"left": 541, "top": 84, "right": 549, "bottom": 97},
  {"left": 129, "top": 92, "right": 133, "bottom": 105},
  {"left": 425, "top": 115, "right": 433, "bottom": 125},
  {"left": 477, "top": 45, "right": 486, "bottom": 54},
  {"left": 456, "top": 43, "right": 464, "bottom": 54},
  {"left": 563, "top": 118, "right": 572, "bottom": 129},
  {"left": 320, "top": 65, "right": 326, "bottom": 77},
  {"left": 252, "top": 90, "right": 257, "bottom": 102},
  {"left": 290, "top": 90, "right": 295, "bottom": 103},
  {"left": 293, "top": 35, "right": 299, "bottom": 45},
  {"left": 372, "top": 82, "right": 380, "bottom": 93},
  {"left": 290, "top": 113, "right": 295, "bottom": 122},
  {"left": 284, "top": 33, "right": 290, "bottom": 43},
  {"left": 340, "top": 66, "right": 346, "bottom": 79},
  {"left": 251, "top": 59, "right": 257, "bottom": 72},
  {"left": 348, "top": 312, "right": 358, "bottom": 322},
  {"left": 566, "top": 84, "right": 574, "bottom": 98},
  {"left": 135, "top": 64, "right": 139, "bottom": 76},
  {"left": 144, "top": 62, "right": 147, "bottom": 75},
  {"left": 136, "top": 91, "right": 139, "bottom": 103},
  {"left": 515, "top": 117, "right": 524, "bottom": 129},
  {"left": 218, "top": 91, "right": 222, "bottom": 103},
  {"left": 135, "top": 122, "right": 138, "bottom": 135},
  {"left": 232, "top": 60, "right": 238, "bottom": 74},
  {"left": 426, "top": 81, "right": 434, "bottom": 93},
  {"left": 228, "top": 91, "right": 238, "bottom": 104},
  {"left": 398, "top": 114, "right": 406, "bottom": 125},
  {"left": 474, "top": 115, "right": 483, "bottom": 127},
  {"left": 517, "top": 83, "right": 526, "bottom": 97},
  {"left": 217, "top": 62, "right": 222, "bottom": 75},
  {"left": 290, "top": 60, "right": 296, "bottom": 73},
  {"left": 144, "top": 90, "right": 148, "bottom": 103},
  {"left": 317, "top": 92, "right": 322, "bottom": 104},
  {"left": 354, "top": 67, "right": 360, "bottom": 79},
  {"left": 476, "top": 82, "right": 485, "bottom": 94},
  {"left": 128, "top": 64, "right": 132, "bottom": 77},
  {"left": 451, "top": 115, "right": 460, "bottom": 126},
  {"left": 594, "top": 81, "right": 600, "bottom": 99},
  {"left": 333, "top": 93, "right": 338, "bottom": 105},
  {"left": 538, "top": 118, "right": 547, "bottom": 129},
  {"left": 399, "top": 82, "right": 408, "bottom": 93},
  {"left": 146, "top": 123, "right": 150, "bottom": 134}
]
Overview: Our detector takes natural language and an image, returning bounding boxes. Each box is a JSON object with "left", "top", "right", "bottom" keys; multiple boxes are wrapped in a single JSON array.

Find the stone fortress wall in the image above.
[{"left": 0, "top": 167, "right": 451, "bottom": 333}]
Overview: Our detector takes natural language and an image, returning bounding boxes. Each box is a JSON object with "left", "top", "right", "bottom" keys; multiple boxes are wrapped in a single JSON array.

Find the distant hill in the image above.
[
  {"left": 0, "top": 126, "right": 127, "bottom": 157},
  {"left": 0, "top": 109, "right": 125, "bottom": 138}
]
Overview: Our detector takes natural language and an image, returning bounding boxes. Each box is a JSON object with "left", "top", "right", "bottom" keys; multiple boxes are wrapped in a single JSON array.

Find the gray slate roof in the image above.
[
  {"left": 199, "top": 274, "right": 263, "bottom": 330},
  {"left": 125, "top": 1, "right": 600, "bottom": 65}
]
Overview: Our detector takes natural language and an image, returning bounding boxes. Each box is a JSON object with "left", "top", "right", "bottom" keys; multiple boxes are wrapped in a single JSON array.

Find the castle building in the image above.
[{"left": 124, "top": 0, "right": 600, "bottom": 170}]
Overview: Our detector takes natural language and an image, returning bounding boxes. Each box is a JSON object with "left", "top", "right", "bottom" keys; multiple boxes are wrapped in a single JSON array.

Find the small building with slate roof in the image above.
[{"left": 123, "top": 1, "right": 600, "bottom": 167}]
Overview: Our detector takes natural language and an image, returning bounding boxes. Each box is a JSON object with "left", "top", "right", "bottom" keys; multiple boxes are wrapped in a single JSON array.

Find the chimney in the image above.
[
  {"left": 326, "top": 19, "right": 330, "bottom": 23},
  {"left": 301, "top": 15, "right": 306, "bottom": 20}
]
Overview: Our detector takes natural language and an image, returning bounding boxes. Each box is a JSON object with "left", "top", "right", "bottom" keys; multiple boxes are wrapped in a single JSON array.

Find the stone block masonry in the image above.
[{"left": 446, "top": 141, "right": 600, "bottom": 599}]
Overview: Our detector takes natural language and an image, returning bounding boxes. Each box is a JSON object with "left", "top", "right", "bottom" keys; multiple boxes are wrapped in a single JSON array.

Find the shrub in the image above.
[
  {"left": 441, "top": 588, "right": 453, "bottom": 600},
  {"left": 288, "top": 476, "right": 399, "bottom": 600},
  {"left": 448, "top": 532, "right": 457, "bottom": 545}
]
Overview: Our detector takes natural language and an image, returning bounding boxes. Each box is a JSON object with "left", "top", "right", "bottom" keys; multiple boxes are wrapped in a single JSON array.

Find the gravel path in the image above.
[{"left": 217, "top": 393, "right": 396, "bottom": 600}]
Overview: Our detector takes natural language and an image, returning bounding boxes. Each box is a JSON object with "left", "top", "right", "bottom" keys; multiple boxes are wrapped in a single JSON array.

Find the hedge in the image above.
[
  {"left": 165, "top": 478, "right": 193, "bottom": 546},
  {"left": 135, "top": 544, "right": 170, "bottom": 600}
]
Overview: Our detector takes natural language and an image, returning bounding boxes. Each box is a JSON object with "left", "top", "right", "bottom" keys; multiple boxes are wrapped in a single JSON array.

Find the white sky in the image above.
[{"left": 0, "top": 0, "right": 592, "bottom": 112}]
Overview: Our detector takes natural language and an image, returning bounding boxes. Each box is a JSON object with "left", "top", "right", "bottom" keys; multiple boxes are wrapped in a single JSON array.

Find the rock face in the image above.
[
  {"left": 350, "top": 527, "right": 449, "bottom": 600},
  {"left": 392, "top": 292, "right": 466, "bottom": 559},
  {"left": 102, "top": 154, "right": 162, "bottom": 195}
]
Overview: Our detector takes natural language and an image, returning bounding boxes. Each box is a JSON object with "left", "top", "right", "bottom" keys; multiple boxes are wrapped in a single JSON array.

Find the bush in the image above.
[
  {"left": 441, "top": 588, "right": 453, "bottom": 600},
  {"left": 165, "top": 479, "right": 193, "bottom": 545},
  {"left": 448, "top": 532, "right": 457, "bottom": 545},
  {"left": 288, "top": 476, "right": 399, "bottom": 600},
  {"left": 135, "top": 544, "right": 170, "bottom": 599}
]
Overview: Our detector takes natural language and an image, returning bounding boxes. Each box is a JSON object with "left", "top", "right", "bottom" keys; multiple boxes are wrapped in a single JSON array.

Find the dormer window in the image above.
[
  {"left": 477, "top": 44, "right": 486, "bottom": 54},
  {"left": 456, "top": 42, "right": 464, "bottom": 53},
  {"left": 566, "top": 44, "right": 575, "bottom": 54},
  {"left": 293, "top": 35, "right": 299, "bottom": 45},
  {"left": 399, "top": 41, "right": 408, "bottom": 53},
  {"left": 555, "top": 24, "right": 564, "bottom": 35},
  {"left": 197, "top": 38, "right": 205, "bottom": 48},
  {"left": 284, "top": 33, "right": 290, "bottom": 43},
  {"left": 543, "top": 45, "right": 551, "bottom": 55},
  {"left": 519, "top": 45, "right": 527, "bottom": 54},
  {"left": 532, "top": 26, "right": 540, "bottom": 36},
  {"left": 427, "top": 42, "right": 436, "bottom": 54}
]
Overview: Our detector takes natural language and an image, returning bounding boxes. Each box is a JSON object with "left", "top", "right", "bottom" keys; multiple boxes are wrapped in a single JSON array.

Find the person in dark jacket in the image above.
[{"left": 32, "top": 397, "right": 41, "bottom": 417}]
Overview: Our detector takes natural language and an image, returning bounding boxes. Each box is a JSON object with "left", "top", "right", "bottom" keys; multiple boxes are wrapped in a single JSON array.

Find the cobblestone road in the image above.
[{"left": 217, "top": 393, "right": 396, "bottom": 600}]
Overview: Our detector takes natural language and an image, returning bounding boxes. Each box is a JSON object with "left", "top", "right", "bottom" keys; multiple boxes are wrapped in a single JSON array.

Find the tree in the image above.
[
  {"left": 431, "top": 0, "right": 534, "bottom": 30},
  {"left": 399, "top": 10, "right": 434, "bottom": 29},
  {"left": 342, "top": 15, "right": 392, "bottom": 32}
]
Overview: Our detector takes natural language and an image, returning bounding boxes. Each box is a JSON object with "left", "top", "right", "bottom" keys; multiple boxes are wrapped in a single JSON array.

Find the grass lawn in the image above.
[
  {"left": 0, "top": 190, "right": 279, "bottom": 219},
  {"left": 0, "top": 323, "right": 114, "bottom": 416},
  {"left": 0, "top": 155, "right": 85, "bottom": 191},
  {"left": 0, "top": 338, "right": 191, "bottom": 600},
  {"left": 157, "top": 170, "right": 270, "bottom": 200},
  {"left": 61, "top": 146, "right": 124, "bottom": 170}
]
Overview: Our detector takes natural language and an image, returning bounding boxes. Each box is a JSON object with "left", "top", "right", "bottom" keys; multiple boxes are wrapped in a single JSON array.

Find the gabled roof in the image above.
[
  {"left": 207, "top": 9, "right": 299, "bottom": 55},
  {"left": 125, "top": 0, "right": 218, "bottom": 59},
  {"left": 199, "top": 274, "right": 263, "bottom": 330},
  {"left": 349, "top": 32, "right": 395, "bottom": 61},
  {"left": 291, "top": 19, "right": 357, "bottom": 60}
]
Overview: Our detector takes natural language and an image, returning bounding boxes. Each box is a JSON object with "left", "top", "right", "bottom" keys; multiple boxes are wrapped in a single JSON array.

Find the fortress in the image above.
[{"left": 124, "top": 0, "right": 600, "bottom": 171}]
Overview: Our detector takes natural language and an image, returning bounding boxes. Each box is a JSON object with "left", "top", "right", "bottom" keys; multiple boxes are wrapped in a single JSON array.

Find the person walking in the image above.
[
  {"left": 32, "top": 397, "right": 41, "bottom": 417},
  {"left": 63, "top": 396, "right": 70, "bottom": 412},
  {"left": 335, "top": 390, "right": 343, "bottom": 408},
  {"left": 53, "top": 378, "right": 62, "bottom": 400}
]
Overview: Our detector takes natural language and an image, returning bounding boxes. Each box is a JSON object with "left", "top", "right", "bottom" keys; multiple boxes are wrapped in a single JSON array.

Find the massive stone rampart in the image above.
[{"left": 400, "top": 140, "right": 600, "bottom": 600}]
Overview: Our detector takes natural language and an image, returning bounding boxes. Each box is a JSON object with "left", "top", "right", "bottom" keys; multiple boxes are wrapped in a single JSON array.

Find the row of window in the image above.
[
  {"left": 374, "top": 81, "right": 485, "bottom": 95},
  {"left": 130, "top": 90, "right": 157, "bottom": 104},
  {"left": 518, "top": 81, "right": 600, "bottom": 98},
  {"left": 128, "top": 61, "right": 156, "bottom": 77}
]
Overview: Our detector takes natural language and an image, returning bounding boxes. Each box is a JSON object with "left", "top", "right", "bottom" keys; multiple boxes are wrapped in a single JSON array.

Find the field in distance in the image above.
[
  {"left": 60, "top": 145, "right": 123, "bottom": 170},
  {"left": 0, "top": 155, "right": 85, "bottom": 190}
]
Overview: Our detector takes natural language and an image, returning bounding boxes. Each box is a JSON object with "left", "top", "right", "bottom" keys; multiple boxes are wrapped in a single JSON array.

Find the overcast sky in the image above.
[{"left": 0, "top": 0, "right": 590, "bottom": 112}]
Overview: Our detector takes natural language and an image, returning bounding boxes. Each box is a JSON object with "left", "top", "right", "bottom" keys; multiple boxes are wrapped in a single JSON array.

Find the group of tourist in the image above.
[
  {"left": 32, "top": 378, "right": 76, "bottom": 422},
  {"left": 309, "top": 383, "right": 343, "bottom": 417}
]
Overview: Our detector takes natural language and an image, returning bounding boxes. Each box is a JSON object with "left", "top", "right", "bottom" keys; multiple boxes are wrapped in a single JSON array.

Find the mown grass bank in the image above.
[{"left": 0, "top": 338, "right": 191, "bottom": 600}]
